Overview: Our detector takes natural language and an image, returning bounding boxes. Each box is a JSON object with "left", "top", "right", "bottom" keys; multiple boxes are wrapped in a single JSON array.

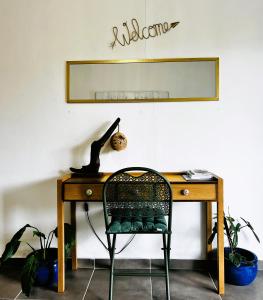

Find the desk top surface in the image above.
[{"left": 60, "top": 172, "right": 219, "bottom": 184}]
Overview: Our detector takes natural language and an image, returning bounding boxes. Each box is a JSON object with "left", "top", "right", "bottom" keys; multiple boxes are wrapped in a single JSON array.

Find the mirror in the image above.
[{"left": 66, "top": 58, "right": 219, "bottom": 103}]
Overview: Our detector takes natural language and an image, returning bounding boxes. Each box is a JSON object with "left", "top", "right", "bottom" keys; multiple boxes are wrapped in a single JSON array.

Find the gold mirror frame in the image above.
[{"left": 66, "top": 57, "right": 219, "bottom": 103}]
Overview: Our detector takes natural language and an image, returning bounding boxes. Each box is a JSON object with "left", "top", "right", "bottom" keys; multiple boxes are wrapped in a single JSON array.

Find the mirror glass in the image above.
[{"left": 66, "top": 58, "right": 219, "bottom": 103}]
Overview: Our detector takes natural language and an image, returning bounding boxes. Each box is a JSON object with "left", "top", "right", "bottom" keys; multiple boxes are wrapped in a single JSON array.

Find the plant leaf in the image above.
[
  {"left": 208, "top": 231, "right": 216, "bottom": 245},
  {"left": 21, "top": 254, "right": 39, "bottom": 297},
  {"left": 54, "top": 223, "right": 75, "bottom": 258},
  {"left": 226, "top": 216, "right": 235, "bottom": 223},
  {"left": 251, "top": 230, "right": 260, "bottom": 243},
  {"left": 232, "top": 228, "right": 238, "bottom": 248},
  {"left": 241, "top": 217, "right": 253, "bottom": 229},
  {"left": 63, "top": 223, "right": 75, "bottom": 258},
  {"left": 33, "top": 231, "right": 46, "bottom": 240},
  {"left": 236, "top": 223, "right": 241, "bottom": 232},
  {"left": 224, "top": 217, "right": 233, "bottom": 249},
  {"left": 0, "top": 224, "right": 31, "bottom": 264},
  {"left": 208, "top": 222, "right": 217, "bottom": 244},
  {"left": 229, "top": 252, "right": 242, "bottom": 267},
  {"left": 241, "top": 217, "right": 260, "bottom": 243}
]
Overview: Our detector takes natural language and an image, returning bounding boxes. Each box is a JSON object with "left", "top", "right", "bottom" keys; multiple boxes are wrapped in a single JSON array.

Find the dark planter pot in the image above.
[
  {"left": 34, "top": 248, "right": 58, "bottom": 287},
  {"left": 35, "top": 260, "right": 58, "bottom": 287},
  {"left": 224, "top": 247, "right": 258, "bottom": 286}
]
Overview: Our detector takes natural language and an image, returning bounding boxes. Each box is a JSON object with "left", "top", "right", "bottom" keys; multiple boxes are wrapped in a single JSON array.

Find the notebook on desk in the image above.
[{"left": 183, "top": 169, "right": 215, "bottom": 181}]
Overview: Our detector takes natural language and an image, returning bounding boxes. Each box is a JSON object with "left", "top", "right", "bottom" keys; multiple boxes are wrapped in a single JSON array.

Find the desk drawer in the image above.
[
  {"left": 64, "top": 184, "right": 103, "bottom": 201},
  {"left": 172, "top": 184, "right": 216, "bottom": 201},
  {"left": 64, "top": 183, "right": 216, "bottom": 201}
]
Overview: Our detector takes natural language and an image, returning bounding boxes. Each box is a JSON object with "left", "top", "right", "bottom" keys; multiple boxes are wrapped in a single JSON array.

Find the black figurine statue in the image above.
[{"left": 70, "top": 118, "right": 120, "bottom": 176}]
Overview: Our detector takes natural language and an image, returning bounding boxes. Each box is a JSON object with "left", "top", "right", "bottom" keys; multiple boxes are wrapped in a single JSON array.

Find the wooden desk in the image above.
[{"left": 57, "top": 172, "right": 224, "bottom": 295}]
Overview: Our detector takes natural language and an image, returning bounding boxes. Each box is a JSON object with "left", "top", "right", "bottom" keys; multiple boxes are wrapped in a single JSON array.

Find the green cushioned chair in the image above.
[{"left": 103, "top": 167, "right": 173, "bottom": 300}]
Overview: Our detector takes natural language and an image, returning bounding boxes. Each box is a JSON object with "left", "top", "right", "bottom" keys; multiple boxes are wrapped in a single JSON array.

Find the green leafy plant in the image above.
[
  {"left": 208, "top": 210, "right": 260, "bottom": 267},
  {"left": 0, "top": 223, "right": 75, "bottom": 297}
]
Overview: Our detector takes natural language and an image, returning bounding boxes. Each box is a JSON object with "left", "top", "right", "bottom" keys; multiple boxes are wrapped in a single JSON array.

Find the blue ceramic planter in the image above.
[
  {"left": 225, "top": 247, "right": 258, "bottom": 286},
  {"left": 35, "top": 264, "right": 50, "bottom": 286},
  {"left": 51, "top": 260, "right": 58, "bottom": 287},
  {"left": 35, "top": 260, "right": 58, "bottom": 287},
  {"left": 34, "top": 248, "right": 58, "bottom": 287}
]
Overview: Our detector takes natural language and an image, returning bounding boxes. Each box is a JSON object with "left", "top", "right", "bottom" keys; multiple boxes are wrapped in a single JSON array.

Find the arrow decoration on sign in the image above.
[{"left": 110, "top": 18, "right": 180, "bottom": 49}]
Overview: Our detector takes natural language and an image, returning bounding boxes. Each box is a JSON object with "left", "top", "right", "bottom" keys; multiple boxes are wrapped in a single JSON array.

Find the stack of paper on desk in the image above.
[{"left": 183, "top": 170, "right": 214, "bottom": 181}]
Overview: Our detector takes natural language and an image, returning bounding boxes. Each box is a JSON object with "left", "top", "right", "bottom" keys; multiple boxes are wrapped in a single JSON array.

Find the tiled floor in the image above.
[{"left": 0, "top": 261, "right": 262, "bottom": 300}]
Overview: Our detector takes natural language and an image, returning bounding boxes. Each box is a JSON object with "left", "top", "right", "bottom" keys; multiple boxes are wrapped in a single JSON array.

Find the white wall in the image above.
[{"left": 0, "top": 0, "right": 262, "bottom": 260}]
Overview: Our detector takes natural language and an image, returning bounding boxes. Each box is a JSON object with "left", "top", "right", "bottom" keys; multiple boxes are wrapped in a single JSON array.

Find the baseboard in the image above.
[
  {"left": 77, "top": 258, "right": 263, "bottom": 271},
  {"left": 259, "top": 260, "right": 263, "bottom": 270},
  {"left": 6, "top": 258, "right": 263, "bottom": 270}
]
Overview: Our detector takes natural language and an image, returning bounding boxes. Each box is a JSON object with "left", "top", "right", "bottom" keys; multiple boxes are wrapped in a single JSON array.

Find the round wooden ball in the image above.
[{"left": 110, "top": 132, "right": 127, "bottom": 151}]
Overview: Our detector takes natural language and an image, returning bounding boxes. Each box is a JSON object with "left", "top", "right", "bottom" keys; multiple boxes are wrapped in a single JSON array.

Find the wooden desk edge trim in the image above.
[
  {"left": 58, "top": 174, "right": 72, "bottom": 182},
  {"left": 60, "top": 172, "right": 219, "bottom": 184}
]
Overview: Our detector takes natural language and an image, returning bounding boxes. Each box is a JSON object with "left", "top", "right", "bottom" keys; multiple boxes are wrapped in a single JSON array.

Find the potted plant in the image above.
[
  {"left": 208, "top": 210, "right": 260, "bottom": 285},
  {"left": 0, "top": 223, "right": 75, "bottom": 296}
]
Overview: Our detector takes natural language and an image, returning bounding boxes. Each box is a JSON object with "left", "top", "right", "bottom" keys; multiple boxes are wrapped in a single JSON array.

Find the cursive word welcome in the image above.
[{"left": 110, "top": 18, "right": 179, "bottom": 48}]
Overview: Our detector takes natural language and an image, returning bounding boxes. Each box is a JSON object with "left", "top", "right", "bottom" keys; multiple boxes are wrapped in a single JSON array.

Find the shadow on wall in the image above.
[{"left": 2, "top": 178, "right": 70, "bottom": 256}]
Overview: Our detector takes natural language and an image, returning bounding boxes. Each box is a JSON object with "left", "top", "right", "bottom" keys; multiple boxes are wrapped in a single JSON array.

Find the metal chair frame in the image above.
[{"left": 103, "top": 167, "right": 173, "bottom": 300}]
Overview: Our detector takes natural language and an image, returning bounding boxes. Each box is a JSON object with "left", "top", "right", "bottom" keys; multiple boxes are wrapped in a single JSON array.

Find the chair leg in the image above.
[
  {"left": 167, "top": 233, "right": 171, "bottom": 269},
  {"left": 107, "top": 233, "right": 112, "bottom": 260},
  {"left": 163, "top": 234, "right": 171, "bottom": 300},
  {"left": 109, "top": 234, "right": 116, "bottom": 300}
]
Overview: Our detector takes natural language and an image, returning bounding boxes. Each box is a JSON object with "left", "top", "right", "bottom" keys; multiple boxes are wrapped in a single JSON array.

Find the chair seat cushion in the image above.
[{"left": 107, "top": 208, "right": 168, "bottom": 233}]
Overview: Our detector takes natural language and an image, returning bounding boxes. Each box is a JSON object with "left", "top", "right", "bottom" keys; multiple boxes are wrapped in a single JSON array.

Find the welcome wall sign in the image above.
[{"left": 110, "top": 18, "right": 180, "bottom": 48}]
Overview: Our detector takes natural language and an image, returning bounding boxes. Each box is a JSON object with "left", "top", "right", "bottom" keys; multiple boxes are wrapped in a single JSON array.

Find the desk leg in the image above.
[
  {"left": 57, "top": 179, "right": 65, "bottom": 293},
  {"left": 217, "top": 178, "right": 224, "bottom": 295},
  {"left": 206, "top": 202, "right": 213, "bottom": 257},
  {"left": 70, "top": 202, "right": 78, "bottom": 270}
]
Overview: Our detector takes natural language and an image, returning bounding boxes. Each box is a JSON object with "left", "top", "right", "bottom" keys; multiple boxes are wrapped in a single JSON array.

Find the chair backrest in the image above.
[{"left": 103, "top": 167, "right": 173, "bottom": 230}]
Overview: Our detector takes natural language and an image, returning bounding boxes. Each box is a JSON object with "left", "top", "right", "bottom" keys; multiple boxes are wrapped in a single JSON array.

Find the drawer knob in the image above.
[
  {"left": 85, "top": 189, "right": 93, "bottom": 196},
  {"left": 181, "top": 189, "right": 190, "bottom": 196}
]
